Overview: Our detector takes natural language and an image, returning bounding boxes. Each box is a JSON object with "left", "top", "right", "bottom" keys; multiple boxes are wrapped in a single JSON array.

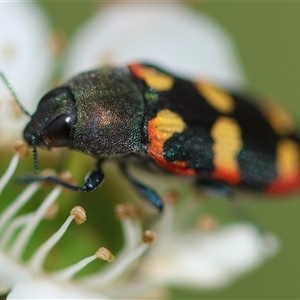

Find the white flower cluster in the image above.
[{"left": 0, "top": 150, "right": 277, "bottom": 299}]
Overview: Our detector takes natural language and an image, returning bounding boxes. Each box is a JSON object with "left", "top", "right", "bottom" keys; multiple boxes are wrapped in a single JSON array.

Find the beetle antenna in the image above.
[
  {"left": 0, "top": 72, "right": 31, "bottom": 117},
  {"left": 32, "top": 135, "right": 40, "bottom": 174}
]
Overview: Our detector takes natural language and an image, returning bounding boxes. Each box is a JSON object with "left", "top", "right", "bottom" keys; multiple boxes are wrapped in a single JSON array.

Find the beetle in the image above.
[{"left": 4, "top": 63, "right": 300, "bottom": 211}]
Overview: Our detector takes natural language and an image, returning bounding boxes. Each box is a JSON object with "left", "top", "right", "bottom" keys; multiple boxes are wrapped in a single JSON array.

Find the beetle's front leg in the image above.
[
  {"left": 119, "top": 162, "right": 163, "bottom": 212},
  {"left": 77, "top": 168, "right": 105, "bottom": 192},
  {"left": 17, "top": 159, "right": 105, "bottom": 192}
]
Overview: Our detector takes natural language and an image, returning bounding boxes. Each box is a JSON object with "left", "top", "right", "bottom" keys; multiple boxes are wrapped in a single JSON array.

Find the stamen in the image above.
[
  {"left": 197, "top": 213, "right": 218, "bottom": 233},
  {"left": 262, "top": 233, "right": 279, "bottom": 255},
  {"left": 154, "top": 202, "right": 174, "bottom": 243},
  {"left": 70, "top": 206, "right": 86, "bottom": 225},
  {"left": 49, "top": 30, "right": 67, "bottom": 58},
  {"left": 95, "top": 247, "right": 115, "bottom": 262},
  {"left": 141, "top": 230, "right": 156, "bottom": 244},
  {"left": 55, "top": 250, "right": 108, "bottom": 281},
  {"left": 115, "top": 204, "right": 128, "bottom": 220},
  {"left": 96, "top": 205, "right": 142, "bottom": 285},
  {"left": 44, "top": 203, "right": 59, "bottom": 220},
  {"left": 0, "top": 153, "right": 19, "bottom": 196},
  {"left": 38, "top": 169, "right": 57, "bottom": 188},
  {"left": 0, "top": 183, "right": 40, "bottom": 232},
  {"left": 58, "top": 171, "right": 77, "bottom": 188},
  {"left": 13, "top": 141, "right": 29, "bottom": 159},
  {"left": 115, "top": 204, "right": 142, "bottom": 251},
  {"left": 83, "top": 230, "right": 155, "bottom": 289},
  {"left": 125, "top": 204, "right": 141, "bottom": 219},
  {"left": 120, "top": 218, "right": 142, "bottom": 252},
  {"left": 10, "top": 186, "right": 62, "bottom": 259},
  {"left": 169, "top": 187, "right": 202, "bottom": 232},
  {"left": 114, "top": 203, "right": 140, "bottom": 220},
  {"left": 29, "top": 207, "right": 85, "bottom": 273},
  {"left": 0, "top": 212, "right": 34, "bottom": 248},
  {"left": 163, "top": 189, "right": 181, "bottom": 205}
]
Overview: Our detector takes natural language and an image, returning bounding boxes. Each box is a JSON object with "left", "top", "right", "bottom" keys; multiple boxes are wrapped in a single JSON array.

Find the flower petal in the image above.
[
  {"left": 63, "top": 3, "right": 245, "bottom": 88},
  {"left": 0, "top": 251, "right": 30, "bottom": 294},
  {"left": 7, "top": 279, "right": 108, "bottom": 300},
  {"left": 0, "top": 1, "right": 55, "bottom": 143},
  {"left": 142, "top": 223, "right": 278, "bottom": 289}
]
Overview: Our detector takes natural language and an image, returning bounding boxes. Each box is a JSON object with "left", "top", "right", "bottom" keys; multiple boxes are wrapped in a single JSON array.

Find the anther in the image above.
[
  {"left": 44, "top": 202, "right": 59, "bottom": 220},
  {"left": 58, "top": 171, "right": 77, "bottom": 187},
  {"left": 40, "top": 169, "right": 57, "bottom": 177},
  {"left": 197, "top": 213, "right": 218, "bottom": 233},
  {"left": 141, "top": 230, "right": 156, "bottom": 244},
  {"left": 263, "top": 234, "right": 278, "bottom": 254},
  {"left": 39, "top": 169, "right": 57, "bottom": 188},
  {"left": 95, "top": 247, "right": 115, "bottom": 262},
  {"left": 13, "top": 141, "right": 29, "bottom": 158},
  {"left": 115, "top": 204, "right": 128, "bottom": 220},
  {"left": 126, "top": 203, "right": 141, "bottom": 218},
  {"left": 70, "top": 206, "right": 86, "bottom": 225},
  {"left": 11, "top": 100, "right": 24, "bottom": 118},
  {"left": 49, "top": 30, "right": 67, "bottom": 58},
  {"left": 163, "top": 189, "right": 181, "bottom": 205},
  {"left": 115, "top": 203, "right": 140, "bottom": 220}
]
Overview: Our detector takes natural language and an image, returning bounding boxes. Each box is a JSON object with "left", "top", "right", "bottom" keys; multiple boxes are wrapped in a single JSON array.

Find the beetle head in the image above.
[{"left": 23, "top": 87, "right": 76, "bottom": 149}]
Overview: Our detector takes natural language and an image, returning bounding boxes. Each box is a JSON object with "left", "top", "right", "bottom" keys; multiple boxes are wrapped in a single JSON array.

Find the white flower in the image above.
[
  {"left": 63, "top": 2, "right": 245, "bottom": 88},
  {"left": 0, "top": 1, "right": 279, "bottom": 299},
  {"left": 0, "top": 1, "right": 55, "bottom": 144},
  {"left": 0, "top": 148, "right": 160, "bottom": 299},
  {"left": 82, "top": 198, "right": 278, "bottom": 298},
  {"left": 0, "top": 151, "right": 278, "bottom": 299}
]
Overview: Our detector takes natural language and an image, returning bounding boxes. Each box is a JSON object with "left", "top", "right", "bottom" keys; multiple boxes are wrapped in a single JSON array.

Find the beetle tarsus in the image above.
[
  {"left": 80, "top": 170, "right": 105, "bottom": 192},
  {"left": 16, "top": 169, "right": 104, "bottom": 192},
  {"left": 195, "top": 178, "right": 234, "bottom": 198},
  {"left": 119, "top": 162, "right": 163, "bottom": 212}
]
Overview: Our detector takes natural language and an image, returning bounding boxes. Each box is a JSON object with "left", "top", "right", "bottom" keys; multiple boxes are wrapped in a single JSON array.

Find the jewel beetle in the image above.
[{"left": 12, "top": 63, "right": 300, "bottom": 211}]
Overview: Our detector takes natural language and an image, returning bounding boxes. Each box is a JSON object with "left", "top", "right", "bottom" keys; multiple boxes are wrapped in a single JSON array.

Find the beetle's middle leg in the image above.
[{"left": 119, "top": 162, "right": 164, "bottom": 212}]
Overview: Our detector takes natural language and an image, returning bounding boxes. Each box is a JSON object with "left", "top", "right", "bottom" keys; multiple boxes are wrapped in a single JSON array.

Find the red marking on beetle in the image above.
[
  {"left": 147, "top": 119, "right": 196, "bottom": 176},
  {"left": 210, "top": 167, "right": 241, "bottom": 185},
  {"left": 128, "top": 63, "right": 145, "bottom": 78},
  {"left": 265, "top": 174, "right": 300, "bottom": 195}
]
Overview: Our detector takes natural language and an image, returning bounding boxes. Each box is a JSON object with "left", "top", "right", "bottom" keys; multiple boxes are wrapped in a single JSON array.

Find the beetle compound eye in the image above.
[{"left": 43, "top": 114, "right": 72, "bottom": 147}]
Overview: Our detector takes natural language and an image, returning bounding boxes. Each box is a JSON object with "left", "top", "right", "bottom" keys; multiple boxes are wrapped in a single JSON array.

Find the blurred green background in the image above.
[{"left": 2, "top": 2, "right": 300, "bottom": 299}]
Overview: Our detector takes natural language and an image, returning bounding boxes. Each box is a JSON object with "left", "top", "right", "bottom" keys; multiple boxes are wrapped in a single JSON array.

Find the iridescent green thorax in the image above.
[{"left": 67, "top": 67, "right": 145, "bottom": 155}]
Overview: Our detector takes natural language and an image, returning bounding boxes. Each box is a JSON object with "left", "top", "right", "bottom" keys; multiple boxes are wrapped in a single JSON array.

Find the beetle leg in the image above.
[
  {"left": 195, "top": 178, "right": 234, "bottom": 198},
  {"left": 17, "top": 159, "right": 105, "bottom": 192},
  {"left": 78, "top": 168, "right": 105, "bottom": 192},
  {"left": 119, "top": 162, "right": 163, "bottom": 211}
]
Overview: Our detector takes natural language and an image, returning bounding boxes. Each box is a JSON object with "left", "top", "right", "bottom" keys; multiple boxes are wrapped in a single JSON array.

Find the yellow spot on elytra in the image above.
[
  {"left": 260, "top": 101, "right": 295, "bottom": 135},
  {"left": 276, "top": 139, "right": 299, "bottom": 178},
  {"left": 149, "top": 109, "right": 186, "bottom": 154},
  {"left": 195, "top": 82, "right": 235, "bottom": 114},
  {"left": 211, "top": 117, "right": 242, "bottom": 173},
  {"left": 152, "top": 109, "right": 186, "bottom": 141},
  {"left": 137, "top": 66, "right": 174, "bottom": 91}
]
